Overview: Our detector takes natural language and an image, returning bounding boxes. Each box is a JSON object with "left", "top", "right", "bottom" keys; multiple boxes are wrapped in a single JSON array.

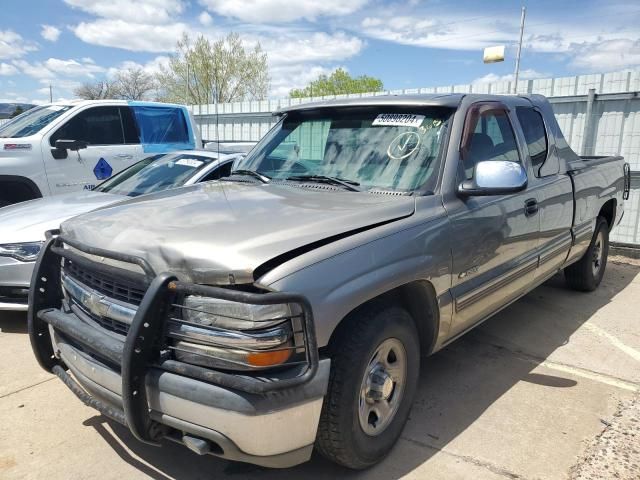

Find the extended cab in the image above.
[
  {"left": 0, "top": 100, "right": 200, "bottom": 206},
  {"left": 29, "top": 94, "right": 631, "bottom": 469}
]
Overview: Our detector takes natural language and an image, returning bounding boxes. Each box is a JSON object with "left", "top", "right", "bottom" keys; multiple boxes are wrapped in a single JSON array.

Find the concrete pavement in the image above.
[{"left": 1, "top": 258, "right": 639, "bottom": 479}]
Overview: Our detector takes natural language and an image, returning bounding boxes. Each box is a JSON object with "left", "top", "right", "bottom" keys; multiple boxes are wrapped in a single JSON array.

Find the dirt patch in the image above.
[
  {"left": 570, "top": 395, "right": 640, "bottom": 479},
  {"left": 610, "top": 255, "right": 640, "bottom": 267}
]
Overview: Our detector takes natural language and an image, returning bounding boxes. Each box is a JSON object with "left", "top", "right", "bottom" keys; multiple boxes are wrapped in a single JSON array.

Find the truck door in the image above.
[
  {"left": 445, "top": 102, "right": 540, "bottom": 337},
  {"left": 515, "top": 105, "right": 573, "bottom": 283},
  {"left": 42, "top": 106, "right": 142, "bottom": 194}
]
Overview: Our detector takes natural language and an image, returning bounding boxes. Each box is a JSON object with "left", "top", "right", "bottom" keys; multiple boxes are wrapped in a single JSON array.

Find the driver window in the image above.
[
  {"left": 464, "top": 109, "right": 521, "bottom": 180},
  {"left": 50, "top": 106, "right": 124, "bottom": 147}
]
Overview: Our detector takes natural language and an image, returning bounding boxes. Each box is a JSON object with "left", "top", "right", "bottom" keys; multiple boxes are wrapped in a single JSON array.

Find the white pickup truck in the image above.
[{"left": 0, "top": 100, "right": 200, "bottom": 207}]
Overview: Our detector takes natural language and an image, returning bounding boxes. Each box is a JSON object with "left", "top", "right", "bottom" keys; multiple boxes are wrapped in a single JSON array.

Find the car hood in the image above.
[
  {"left": 0, "top": 191, "right": 123, "bottom": 244},
  {"left": 61, "top": 181, "right": 415, "bottom": 284}
]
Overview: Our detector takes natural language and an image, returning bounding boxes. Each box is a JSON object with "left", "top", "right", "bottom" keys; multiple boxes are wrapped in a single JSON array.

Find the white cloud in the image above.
[
  {"left": 0, "top": 93, "right": 29, "bottom": 103},
  {"left": 0, "top": 62, "right": 18, "bottom": 76},
  {"left": 106, "top": 55, "right": 170, "bottom": 78},
  {"left": 261, "top": 31, "right": 364, "bottom": 66},
  {"left": 199, "top": 11, "right": 213, "bottom": 26},
  {"left": 12, "top": 59, "right": 55, "bottom": 80},
  {"left": 13, "top": 58, "right": 105, "bottom": 81},
  {"left": 64, "top": 0, "right": 185, "bottom": 24},
  {"left": 0, "top": 30, "right": 38, "bottom": 59},
  {"left": 570, "top": 39, "right": 640, "bottom": 71},
  {"left": 45, "top": 58, "right": 105, "bottom": 77},
  {"left": 200, "top": 0, "right": 368, "bottom": 23},
  {"left": 193, "top": 27, "right": 364, "bottom": 97},
  {"left": 41, "top": 25, "right": 61, "bottom": 42},
  {"left": 360, "top": 15, "right": 516, "bottom": 51},
  {"left": 472, "top": 69, "right": 548, "bottom": 84},
  {"left": 72, "top": 19, "right": 187, "bottom": 52},
  {"left": 269, "top": 64, "right": 336, "bottom": 98}
]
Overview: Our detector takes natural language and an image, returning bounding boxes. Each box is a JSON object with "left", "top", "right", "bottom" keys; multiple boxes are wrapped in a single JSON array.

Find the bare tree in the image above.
[
  {"left": 114, "top": 67, "right": 157, "bottom": 101},
  {"left": 73, "top": 80, "right": 118, "bottom": 100},
  {"left": 156, "top": 32, "right": 270, "bottom": 105}
]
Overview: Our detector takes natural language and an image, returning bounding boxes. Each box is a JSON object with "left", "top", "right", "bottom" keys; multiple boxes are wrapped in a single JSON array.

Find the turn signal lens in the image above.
[{"left": 246, "top": 349, "right": 292, "bottom": 367}]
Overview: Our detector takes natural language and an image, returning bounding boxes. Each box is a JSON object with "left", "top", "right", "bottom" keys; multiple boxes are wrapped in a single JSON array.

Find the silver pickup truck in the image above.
[{"left": 28, "top": 94, "right": 631, "bottom": 469}]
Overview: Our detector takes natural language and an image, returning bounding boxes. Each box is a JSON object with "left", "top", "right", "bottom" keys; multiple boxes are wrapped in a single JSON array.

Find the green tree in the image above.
[
  {"left": 289, "top": 68, "right": 383, "bottom": 98},
  {"left": 156, "top": 32, "right": 270, "bottom": 105},
  {"left": 10, "top": 105, "right": 24, "bottom": 118}
]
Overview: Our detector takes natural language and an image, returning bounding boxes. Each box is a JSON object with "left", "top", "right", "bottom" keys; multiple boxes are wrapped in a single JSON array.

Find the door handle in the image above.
[
  {"left": 116, "top": 154, "right": 133, "bottom": 159},
  {"left": 524, "top": 198, "right": 538, "bottom": 217}
]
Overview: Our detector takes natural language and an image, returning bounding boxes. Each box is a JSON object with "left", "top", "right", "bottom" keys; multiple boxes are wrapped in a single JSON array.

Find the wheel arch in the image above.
[
  {"left": 598, "top": 198, "right": 616, "bottom": 230},
  {"left": 0, "top": 175, "right": 43, "bottom": 206},
  {"left": 324, "top": 280, "right": 440, "bottom": 357}
]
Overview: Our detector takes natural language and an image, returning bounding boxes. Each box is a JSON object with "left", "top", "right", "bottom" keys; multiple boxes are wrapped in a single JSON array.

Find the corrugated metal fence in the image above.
[{"left": 191, "top": 69, "right": 640, "bottom": 246}]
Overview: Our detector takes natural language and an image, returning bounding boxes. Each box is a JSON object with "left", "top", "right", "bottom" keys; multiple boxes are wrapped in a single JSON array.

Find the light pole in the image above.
[{"left": 513, "top": 6, "right": 526, "bottom": 94}]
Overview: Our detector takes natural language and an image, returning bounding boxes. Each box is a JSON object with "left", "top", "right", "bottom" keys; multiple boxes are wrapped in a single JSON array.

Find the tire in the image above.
[
  {"left": 565, "top": 216, "right": 609, "bottom": 292},
  {"left": 316, "top": 302, "right": 420, "bottom": 469}
]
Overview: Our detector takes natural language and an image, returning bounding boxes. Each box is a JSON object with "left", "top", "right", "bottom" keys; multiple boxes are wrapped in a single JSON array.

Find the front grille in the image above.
[
  {"left": 70, "top": 301, "right": 131, "bottom": 336},
  {"left": 64, "top": 260, "right": 146, "bottom": 306}
]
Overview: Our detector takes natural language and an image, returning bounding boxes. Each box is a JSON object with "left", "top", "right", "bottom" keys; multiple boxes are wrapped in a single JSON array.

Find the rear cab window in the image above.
[
  {"left": 516, "top": 107, "right": 549, "bottom": 177},
  {"left": 128, "top": 104, "right": 194, "bottom": 152}
]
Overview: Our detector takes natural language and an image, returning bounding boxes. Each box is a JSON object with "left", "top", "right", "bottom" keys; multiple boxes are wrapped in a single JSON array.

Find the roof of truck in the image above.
[
  {"left": 46, "top": 99, "right": 188, "bottom": 108},
  {"left": 276, "top": 93, "right": 545, "bottom": 115}
]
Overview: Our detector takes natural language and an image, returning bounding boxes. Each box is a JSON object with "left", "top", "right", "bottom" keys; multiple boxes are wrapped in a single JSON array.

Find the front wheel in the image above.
[
  {"left": 316, "top": 303, "right": 420, "bottom": 469},
  {"left": 565, "top": 216, "right": 609, "bottom": 291}
]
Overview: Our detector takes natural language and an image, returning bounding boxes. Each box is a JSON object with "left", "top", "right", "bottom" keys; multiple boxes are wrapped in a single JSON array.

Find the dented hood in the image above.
[{"left": 60, "top": 181, "right": 415, "bottom": 284}]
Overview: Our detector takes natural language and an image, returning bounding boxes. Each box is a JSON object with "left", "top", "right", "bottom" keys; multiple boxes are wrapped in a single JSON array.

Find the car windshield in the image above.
[
  {"left": 0, "top": 105, "right": 73, "bottom": 138},
  {"left": 235, "top": 107, "right": 453, "bottom": 192},
  {"left": 94, "top": 153, "right": 217, "bottom": 197}
]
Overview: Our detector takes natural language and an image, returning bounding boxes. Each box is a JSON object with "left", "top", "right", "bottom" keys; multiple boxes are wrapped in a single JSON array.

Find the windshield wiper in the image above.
[
  {"left": 286, "top": 175, "right": 361, "bottom": 192},
  {"left": 229, "top": 169, "right": 271, "bottom": 183}
]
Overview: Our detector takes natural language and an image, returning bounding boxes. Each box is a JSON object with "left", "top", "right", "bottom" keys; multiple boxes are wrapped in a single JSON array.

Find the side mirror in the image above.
[
  {"left": 52, "top": 139, "right": 88, "bottom": 160},
  {"left": 458, "top": 161, "right": 527, "bottom": 196}
]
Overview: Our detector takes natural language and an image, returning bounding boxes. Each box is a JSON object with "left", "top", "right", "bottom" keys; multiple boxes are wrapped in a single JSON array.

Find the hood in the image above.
[
  {"left": 61, "top": 182, "right": 415, "bottom": 284},
  {"left": 0, "top": 190, "right": 123, "bottom": 244}
]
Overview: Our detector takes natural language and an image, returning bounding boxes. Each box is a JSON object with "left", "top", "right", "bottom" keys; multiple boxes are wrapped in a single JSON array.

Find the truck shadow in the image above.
[{"left": 83, "top": 261, "right": 639, "bottom": 479}]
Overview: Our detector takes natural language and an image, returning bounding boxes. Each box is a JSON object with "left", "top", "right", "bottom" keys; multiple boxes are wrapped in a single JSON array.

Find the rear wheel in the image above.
[
  {"left": 316, "top": 303, "right": 420, "bottom": 469},
  {"left": 565, "top": 216, "right": 609, "bottom": 291}
]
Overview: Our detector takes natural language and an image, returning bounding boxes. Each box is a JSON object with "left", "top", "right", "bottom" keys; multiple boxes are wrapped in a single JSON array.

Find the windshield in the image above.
[
  {"left": 95, "top": 153, "right": 217, "bottom": 197},
  {"left": 235, "top": 107, "right": 453, "bottom": 192},
  {"left": 0, "top": 105, "right": 73, "bottom": 138}
]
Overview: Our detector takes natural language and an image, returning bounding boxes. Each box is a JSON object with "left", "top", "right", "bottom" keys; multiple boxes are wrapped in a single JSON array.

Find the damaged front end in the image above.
[{"left": 28, "top": 233, "right": 328, "bottom": 468}]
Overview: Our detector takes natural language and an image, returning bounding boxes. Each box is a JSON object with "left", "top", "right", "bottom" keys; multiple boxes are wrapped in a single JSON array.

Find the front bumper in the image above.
[
  {"left": 0, "top": 256, "right": 33, "bottom": 311},
  {"left": 28, "top": 236, "right": 327, "bottom": 468}
]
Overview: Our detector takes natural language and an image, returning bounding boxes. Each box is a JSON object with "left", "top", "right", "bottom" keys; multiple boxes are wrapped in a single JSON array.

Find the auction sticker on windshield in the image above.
[
  {"left": 372, "top": 114, "right": 425, "bottom": 128},
  {"left": 175, "top": 158, "right": 204, "bottom": 168}
]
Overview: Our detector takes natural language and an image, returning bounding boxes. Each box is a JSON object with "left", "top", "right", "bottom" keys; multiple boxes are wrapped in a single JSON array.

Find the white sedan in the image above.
[{"left": 0, "top": 149, "right": 240, "bottom": 311}]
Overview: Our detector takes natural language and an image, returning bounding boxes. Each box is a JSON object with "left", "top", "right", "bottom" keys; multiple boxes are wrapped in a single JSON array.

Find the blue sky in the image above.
[{"left": 0, "top": 0, "right": 639, "bottom": 104}]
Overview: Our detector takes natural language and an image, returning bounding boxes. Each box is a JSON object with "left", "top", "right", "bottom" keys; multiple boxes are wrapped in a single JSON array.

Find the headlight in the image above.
[
  {"left": 183, "top": 295, "right": 292, "bottom": 330},
  {"left": 0, "top": 242, "right": 43, "bottom": 262},
  {"left": 169, "top": 295, "right": 301, "bottom": 370}
]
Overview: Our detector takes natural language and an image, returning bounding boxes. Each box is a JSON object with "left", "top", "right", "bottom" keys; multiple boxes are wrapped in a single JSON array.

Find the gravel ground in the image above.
[{"left": 571, "top": 394, "right": 640, "bottom": 479}]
